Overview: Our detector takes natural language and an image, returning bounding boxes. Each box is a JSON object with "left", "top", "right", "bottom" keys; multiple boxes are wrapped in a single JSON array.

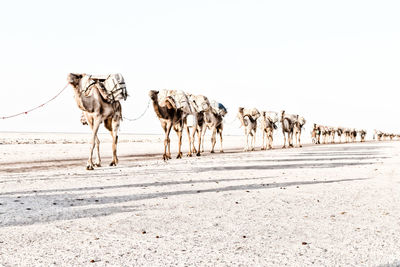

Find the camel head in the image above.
[
  {"left": 67, "top": 73, "right": 84, "bottom": 87},
  {"left": 280, "top": 110, "right": 285, "bottom": 121},
  {"left": 149, "top": 90, "right": 159, "bottom": 101},
  {"left": 298, "top": 116, "right": 306, "bottom": 127},
  {"left": 238, "top": 107, "right": 244, "bottom": 115}
]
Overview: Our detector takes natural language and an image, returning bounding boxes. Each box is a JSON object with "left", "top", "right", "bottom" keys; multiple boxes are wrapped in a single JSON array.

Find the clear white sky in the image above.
[{"left": 0, "top": 0, "right": 399, "bottom": 136}]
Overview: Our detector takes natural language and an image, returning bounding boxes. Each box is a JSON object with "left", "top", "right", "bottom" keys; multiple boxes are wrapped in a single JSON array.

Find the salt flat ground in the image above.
[{"left": 0, "top": 134, "right": 400, "bottom": 266}]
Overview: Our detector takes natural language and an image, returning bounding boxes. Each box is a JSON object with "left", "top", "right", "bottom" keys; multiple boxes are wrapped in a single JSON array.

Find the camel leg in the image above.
[
  {"left": 164, "top": 123, "right": 172, "bottom": 160},
  {"left": 86, "top": 116, "right": 101, "bottom": 168},
  {"left": 87, "top": 118, "right": 101, "bottom": 170},
  {"left": 191, "top": 126, "right": 197, "bottom": 155},
  {"left": 109, "top": 119, "right": 120, "bottom": 166},
  {"left": 298, "top": 132, "right": 302, "bottom": 148},
  {"left": 282, "top": 131, "right": 287, "bottom": 149},
  {"left": 268, "top": 132, "right": 273, "bottom": 149},
  {"left": 185, "top": 121, "right": 192, "bottom": 157},
  {"left": 94, "top": 136, "right": 101, "bottom": 167},
  {"left": 210, "top": 127, "right": 217, "bottom": 153},
  {"left": 251, "top": 132, "right": 256, "bottom": 151},
  {"left": 195, "top": 126, "right": 202, "bottom": 156},
  {"left": 262, "top": 131, "right": 266, "bottom": 150},
  {"left": 201, "top": 126, "right": 207, "bottom": 153},
  {"left": 289, "top": 131, "right": 294, "bottom": 148},
  {"left": 176, "top": 128, "right": 183, "bottom": 159},
  {"left": 219, "top": 129, "right": 224, "bottom": 153}
]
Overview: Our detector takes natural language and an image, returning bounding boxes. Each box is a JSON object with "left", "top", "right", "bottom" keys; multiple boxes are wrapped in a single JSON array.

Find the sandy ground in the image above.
[{"left": 1, "top": 133, "right": 400, "bottom": 266}]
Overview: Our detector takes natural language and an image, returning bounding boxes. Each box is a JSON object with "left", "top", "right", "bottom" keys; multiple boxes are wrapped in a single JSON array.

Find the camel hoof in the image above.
[
  {"left": 282, "top": 146, "right": 286, "bottom": 149},
  {"left": 86, "top": 165, "right": 94, "bottom": 171},
  {"left": 94, "top": 163, "right": 101, "bottom": 167},
  {"left": 196, "top": 152, "right": 201, "bottom": 157},
  {"left": 163, "top": 154, "right": 169, "bottom": 161},
  {"left": 299, "top": 145, "right": 302, "bottom": 148},
  {"left": 177, "top": 153, "right": 183, "bottom": 159},
  {"left": 211, "top": 150, "right": 215, "bottom": 154},
  {"left": 109, "top": 162, "right": 117, "bottom": 167},
  {"left": 220, "top": 150, "right": 224, "bottom": 153}
]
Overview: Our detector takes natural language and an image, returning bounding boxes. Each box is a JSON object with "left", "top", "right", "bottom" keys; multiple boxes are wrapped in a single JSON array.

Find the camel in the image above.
[
  {"left": 293, "top": 115, "right": 306, "bottom": 148},
  {"left": 199, "top": 101, "right": 227, "bottom": 153},
  {"left": 321, "top": 126, "right": 329, "bottom": 144},
  {"left": 358, "top": 129, "right": 367, "bottom": 142},
  {"left": 373, "top": 130, "right": 383, "bottom": 141},
  {"left": 350, "top": 129, "right": 357, "bottom": 142},
  {"left": 343, "top": 128, "right": 351, "bottom": 143},
  {"left": 187, "top": 94, "right": 211, "bottom": 156},
  {"left": 237, "top": 107, "right": 260, "bottom": 151},
  {"left": 312, "top": 124, "right": 323, "bottom": 144},
  {"left": 149, "top": 90, "right": 186, "bottom": 160},
  {"left": 280, "top": 110, "right": 296, "bottom": 148},
  {"left": 311, "top": 124, "right": 318, "bottom": 144},
  {"left": 336, "top": 127, "right": 344, "bottom": 143},
  {"left": 67, "top": 73, "right": 124, "bottom": 170},
  {"left": 260, "top": 111, "right": 278, "bottom": 150},
  {"left": 328, "top": 127, "right": 336, "bottom": 144}
]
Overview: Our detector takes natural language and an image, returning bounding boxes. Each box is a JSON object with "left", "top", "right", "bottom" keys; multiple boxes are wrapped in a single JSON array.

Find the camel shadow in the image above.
[{"left": 0, "top": 177, "right": 368, "bottom": 228}]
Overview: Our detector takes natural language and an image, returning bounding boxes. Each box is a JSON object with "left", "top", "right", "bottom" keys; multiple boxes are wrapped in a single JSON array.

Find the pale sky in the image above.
[{"left": 1, "top": 0, "right": 399, "bottom": 136}]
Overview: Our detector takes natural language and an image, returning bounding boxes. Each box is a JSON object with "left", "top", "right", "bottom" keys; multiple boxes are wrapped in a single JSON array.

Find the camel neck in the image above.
[{"left": 151, "top": 99, "right": 164, "bottom": 119}]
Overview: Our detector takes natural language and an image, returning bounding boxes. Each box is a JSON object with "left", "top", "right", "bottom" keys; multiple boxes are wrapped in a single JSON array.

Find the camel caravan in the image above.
[
  {"left": 236, "top": 108, "right": 305, "bottom": 151},
  {"left": 373, "top": 130, "right": 400, "bottom": 141},
  {"left": 311, "top": 125, "right": 367, "bottom": 144},
  {"left": 66, "top": 73, "right": 400, "bottom": 170},
  {"left": 148, "top": 89, "right": 227, "bottom": 160}
]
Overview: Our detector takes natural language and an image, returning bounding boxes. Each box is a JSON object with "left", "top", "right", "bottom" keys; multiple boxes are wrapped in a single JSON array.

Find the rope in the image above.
[
  {"left": 1, "top": 83, "right": 69, "bottom": 120},
  {"left": 123, "top": 99, "right": 151, "bottom": 122},
  {"left": 224, "top": 116, "right": 238, "bottom": 125}
]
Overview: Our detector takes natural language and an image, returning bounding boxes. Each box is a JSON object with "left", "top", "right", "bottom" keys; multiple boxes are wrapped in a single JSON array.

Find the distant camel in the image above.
[
  {"left": 350, "top": 129, "right": 357, "bottom": 142},
  {"left": 293, "top": 115, "right": 306, "bottom": 148},
  {"left": 200, "top": 101, "right": 227, "bottom": 153},
  {"left": 149, "top": 90, "right": 186, "bottom": 160},
  {"left": 260, "top": 111, "right": 278, "bottom": 150},
  {"left": 343, "top": 128, "right": 351, "bottom": 143},
  {"left": 281, "top": 110, "right": 296, "bottom": 148},
  {"left": 238, "top": 107, "right": 260, "bottom": 151},
  {"left": 68, "top": 73, "right": 125, "bottom": 170},
  {"left": 312, "top": 124, "right": 323, "bottom": 144},
  {"left": 187, "top": 94, "right": 211, "bottom": 156},
  {"left": 358, "top": 129, "right": 367, "bottom": 142},
  {"left": 336, "top": 127, "right": 344, "bottom": 143}
]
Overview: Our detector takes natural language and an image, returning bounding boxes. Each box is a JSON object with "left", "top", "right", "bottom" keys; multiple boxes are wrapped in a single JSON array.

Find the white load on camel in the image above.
[
  {"left": 157, "top": 89, "right": 193, "bottom": 114},
  {"left": 209, "top": 100, "right": 228, "bottom": 116},
  {"left": 80, "top": 73, "right": 128, "bottom": 102},
  {"left": 242, "top": 108, "right": 261, "bottom": 120}
]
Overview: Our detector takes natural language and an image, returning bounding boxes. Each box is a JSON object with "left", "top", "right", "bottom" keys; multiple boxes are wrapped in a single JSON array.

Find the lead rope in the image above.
[
  {"left": 123, "top": 99, "right": 151, "bottom": 122},
  {"left": 1, "top": 83, "right": 70, "bottom": 120}
]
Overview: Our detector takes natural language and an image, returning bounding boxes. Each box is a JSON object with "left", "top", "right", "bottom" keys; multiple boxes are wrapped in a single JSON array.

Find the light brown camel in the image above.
[
  {"left": 187, "top": 94, "right": 211, "bottom": 156},
  {"left": 281, "top": 110, "right": 296, "bottom": 148},
  {"left": 149, "top": 90, "right": 186, "bottom": 160},
  {"left": 68, "top": 73, "right": 123, "bottom": 170},
  {"left": 343, "top": 128, "right": 351, "bottom": 143},
  {"left": 293, "top": 115, "right": 306, "bottom": 148},
  {"left": 237, "top": 107, "right": 260, "bottom": 151},
  {"left": 199, "top": 109, "right": 226, "bottom": 153},
  {"left": 260, "top": 111, "right": 278, "bottom": 150},
  {"left": 358, "top": 129, "right": 367, "bottom": 142}
]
